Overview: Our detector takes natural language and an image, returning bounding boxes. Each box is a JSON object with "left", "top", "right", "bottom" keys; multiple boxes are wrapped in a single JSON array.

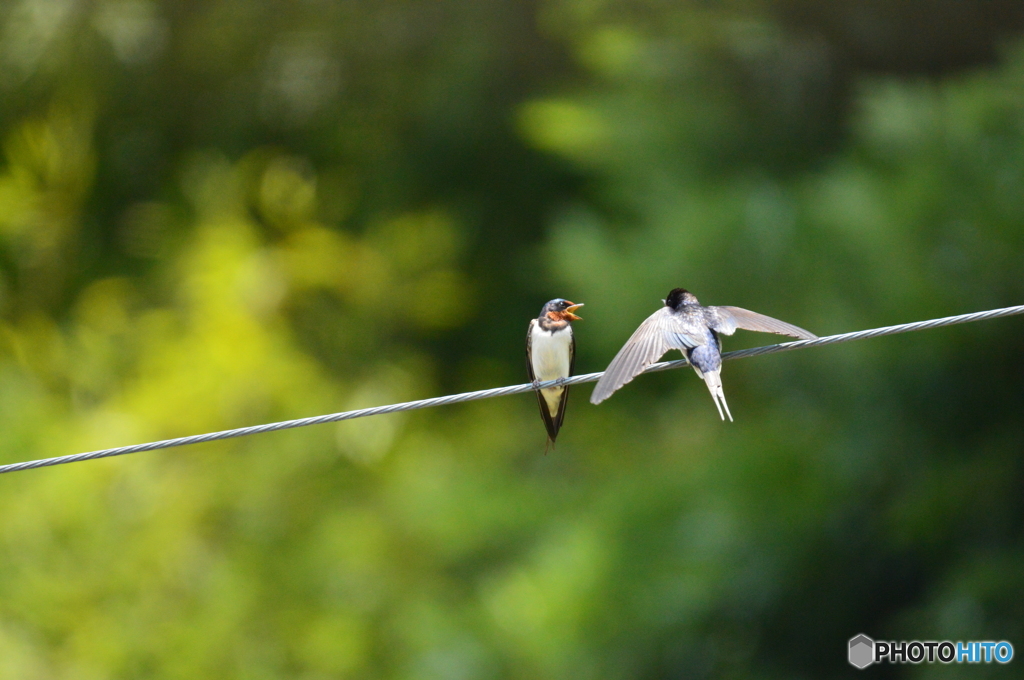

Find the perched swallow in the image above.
[
  {"left": 527, "top": 299, "right": 584, "bottom": 445},
  {"left": 590, "top": 288, "right": 815, "bottom": 420}
]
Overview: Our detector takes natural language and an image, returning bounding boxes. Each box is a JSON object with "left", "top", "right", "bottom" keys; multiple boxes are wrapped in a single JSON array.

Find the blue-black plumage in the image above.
[
  {"left": 527, "top": 299, "right": 583, "bottom": 445},
  {"left": 590, "top": 288, "right": 816, "bottom": 420}
]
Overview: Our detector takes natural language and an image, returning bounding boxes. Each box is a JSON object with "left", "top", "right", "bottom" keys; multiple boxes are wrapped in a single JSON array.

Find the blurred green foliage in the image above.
[{"left": 0, "top": 1, "right": 1023, "bottom": 678}]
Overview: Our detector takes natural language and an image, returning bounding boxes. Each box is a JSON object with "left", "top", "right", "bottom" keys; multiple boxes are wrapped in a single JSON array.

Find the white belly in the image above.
[{"left": 531, "top": 323, "right": 573, "bottom": 417}]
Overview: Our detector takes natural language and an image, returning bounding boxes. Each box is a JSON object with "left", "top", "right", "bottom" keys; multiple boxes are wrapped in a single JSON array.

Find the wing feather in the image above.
[
  {"left": 526, "top": 319, "right": 536, "bottom": 382},
  {"left": 591, "top": 307, "right": 702, "bottom": 404},
  {"left": 547, "top": 331, "right": 575, "bottom": 441},
  {"left": 707, "top": 306, "right": 816, "bottom": 339}
]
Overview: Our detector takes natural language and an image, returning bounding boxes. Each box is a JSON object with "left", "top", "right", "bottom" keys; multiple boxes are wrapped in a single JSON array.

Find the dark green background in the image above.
[{"left": 0, "top": 1, "right": 1022, "bottom": 677}]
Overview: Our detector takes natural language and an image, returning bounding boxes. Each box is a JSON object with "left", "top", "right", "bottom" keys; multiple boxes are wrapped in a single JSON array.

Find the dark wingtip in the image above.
[{"left": 544, "top": 426, "right": 559, "bottom": 454}]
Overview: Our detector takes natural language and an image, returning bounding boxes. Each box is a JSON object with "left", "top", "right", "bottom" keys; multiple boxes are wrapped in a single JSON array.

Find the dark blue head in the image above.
[
  {"left": 665, "top": 288, "right": 699, "bottom": 310},
  {"left": 540, "top": 298, "right": 584, "bottom": 320}
]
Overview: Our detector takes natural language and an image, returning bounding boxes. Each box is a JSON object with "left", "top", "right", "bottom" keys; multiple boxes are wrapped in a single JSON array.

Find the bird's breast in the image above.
[{"left": 531, "top": 325, "right": 573, "bottom": 382}]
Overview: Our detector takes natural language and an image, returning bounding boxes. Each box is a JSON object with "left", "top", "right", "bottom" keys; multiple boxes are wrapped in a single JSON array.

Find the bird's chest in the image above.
[{"left": 531, "top": 325, "right": 573, "bottom": 381}]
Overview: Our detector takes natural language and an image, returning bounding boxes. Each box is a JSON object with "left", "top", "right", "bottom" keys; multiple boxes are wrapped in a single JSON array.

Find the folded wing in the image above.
[{"left": 707, "top": 306, "right": 816, "bottom": 339}]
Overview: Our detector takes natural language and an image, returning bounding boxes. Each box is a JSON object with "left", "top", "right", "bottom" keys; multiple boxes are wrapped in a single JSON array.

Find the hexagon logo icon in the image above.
[{"left": 849, "top": 634, "right": 874, "bottom": 669}]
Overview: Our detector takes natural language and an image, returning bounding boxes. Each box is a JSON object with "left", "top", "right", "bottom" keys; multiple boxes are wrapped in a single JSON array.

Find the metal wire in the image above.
[{"left": 1, "top": 304, "right": 1022, "bottom": 476}]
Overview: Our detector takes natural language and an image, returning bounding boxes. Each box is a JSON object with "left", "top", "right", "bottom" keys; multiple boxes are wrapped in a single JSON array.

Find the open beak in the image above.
[{"left": 564, "top": 302, "right": 584, "bottom": 321}]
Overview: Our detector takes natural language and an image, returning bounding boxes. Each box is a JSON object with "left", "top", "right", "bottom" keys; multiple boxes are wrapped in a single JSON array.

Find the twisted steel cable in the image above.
[{"left": 1, "top": 304, "right": 1022, "bottom": 476}]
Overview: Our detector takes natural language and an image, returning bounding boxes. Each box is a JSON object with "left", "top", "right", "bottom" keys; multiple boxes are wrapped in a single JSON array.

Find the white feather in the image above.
[
  {"left": 691, "top": 365, "right": 733, "bottom": 422},
  {"left": 530, "top": 322, "right": 573, "bottom": 417}
]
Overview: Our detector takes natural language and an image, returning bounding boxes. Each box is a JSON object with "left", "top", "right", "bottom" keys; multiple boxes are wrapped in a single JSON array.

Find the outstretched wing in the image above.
[
  {"left": 590, "top": 307, "right": 705, "bottom": 404},
  {"left": 706, "top": 306, "right": 817, "bottom": 339}
]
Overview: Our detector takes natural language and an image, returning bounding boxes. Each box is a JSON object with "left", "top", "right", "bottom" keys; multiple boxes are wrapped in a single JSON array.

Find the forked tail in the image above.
[{"left": 694, "top": 367, "right": 733, "bottom": 422}]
